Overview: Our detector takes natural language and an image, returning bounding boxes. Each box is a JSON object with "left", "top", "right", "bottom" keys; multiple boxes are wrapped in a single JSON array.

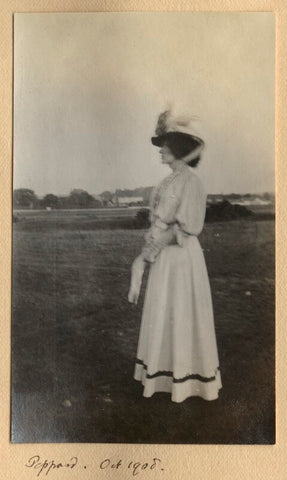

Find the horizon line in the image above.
[{"left": 13, "top": 187, "right": 276, "bottom": 198}]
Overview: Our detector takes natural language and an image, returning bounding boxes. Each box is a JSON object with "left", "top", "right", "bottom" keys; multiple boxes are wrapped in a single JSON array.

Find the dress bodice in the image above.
[
  {"left": 149, "top": 164, "right": 207, "bottom": 236},
  {"left": 141, "top": 164, "right": 207, "bottom": 263}
]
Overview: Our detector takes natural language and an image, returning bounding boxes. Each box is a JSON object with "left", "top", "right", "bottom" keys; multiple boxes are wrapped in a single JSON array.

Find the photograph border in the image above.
[{"left": 0, "top": 1, "right": 285, "bottom": 479}]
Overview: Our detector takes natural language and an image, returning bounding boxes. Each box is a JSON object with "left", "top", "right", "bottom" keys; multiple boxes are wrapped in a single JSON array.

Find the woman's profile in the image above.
[{"left": 128, "top": 110, "right": 222, "bottom": 403}]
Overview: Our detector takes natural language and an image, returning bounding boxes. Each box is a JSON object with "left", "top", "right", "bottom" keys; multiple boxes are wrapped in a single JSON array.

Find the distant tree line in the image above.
[
  {"left": 13, "top": 189, "right": 102, "bottom": 209},
  {"left": 13, "top": 187, "right": 275, "bottom": 210}
]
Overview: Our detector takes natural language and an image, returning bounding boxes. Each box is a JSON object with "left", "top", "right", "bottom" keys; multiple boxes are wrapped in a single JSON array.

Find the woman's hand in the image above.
[{"left": 128, "top": 254, "right": 147, "bottom": 305}]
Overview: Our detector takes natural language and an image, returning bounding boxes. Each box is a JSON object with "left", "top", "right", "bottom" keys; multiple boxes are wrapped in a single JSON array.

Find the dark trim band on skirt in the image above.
[{"left": 136, "top": 358, "right": 220, "bottom": 384}]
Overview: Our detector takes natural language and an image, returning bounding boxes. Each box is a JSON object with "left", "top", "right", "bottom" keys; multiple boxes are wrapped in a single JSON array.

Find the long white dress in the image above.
[{"left": 134, "top": 162, "right": 222, "bottom": 403}]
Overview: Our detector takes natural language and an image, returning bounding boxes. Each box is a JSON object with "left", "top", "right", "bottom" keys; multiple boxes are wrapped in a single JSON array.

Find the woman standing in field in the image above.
[{"left": 128, "top": 110, "right": 222, "bottom": 403}]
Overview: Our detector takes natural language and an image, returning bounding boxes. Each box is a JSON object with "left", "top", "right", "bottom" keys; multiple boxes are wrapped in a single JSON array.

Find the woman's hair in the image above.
[
  {"left": 186, "top": 156, "right": 201, "bottom": 168},
  {"left": 164, "top": 133, "right": 202, "bottom": 168}
]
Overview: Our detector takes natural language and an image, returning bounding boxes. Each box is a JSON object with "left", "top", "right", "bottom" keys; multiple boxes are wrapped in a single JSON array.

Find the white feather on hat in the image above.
[
  {"left": 153, "top": 110, "right": 204, "bottom": 163},
  {"left": 155, "top": 110, "right": 200, "bottom": 136}
]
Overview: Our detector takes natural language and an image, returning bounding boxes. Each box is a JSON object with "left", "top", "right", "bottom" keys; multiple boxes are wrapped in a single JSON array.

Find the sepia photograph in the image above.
[{"left": 12, "top": 11, "right": 275, "bottom": 444}]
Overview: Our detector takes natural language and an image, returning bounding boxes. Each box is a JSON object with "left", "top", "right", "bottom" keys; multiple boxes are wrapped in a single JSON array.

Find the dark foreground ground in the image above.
[{"left": 11, "top": 211, "right": 275, "bottom": 444}]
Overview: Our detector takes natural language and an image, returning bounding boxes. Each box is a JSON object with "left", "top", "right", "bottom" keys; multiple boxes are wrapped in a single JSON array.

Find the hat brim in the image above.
[
  {"left": 151, "top": 135, "right": 166, "bottom": 147},
  {"left": 151, "top": 132, "right": 203, "bottom": 149}
]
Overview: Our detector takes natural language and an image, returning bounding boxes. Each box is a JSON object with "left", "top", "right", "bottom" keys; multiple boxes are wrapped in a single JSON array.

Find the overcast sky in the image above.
[{"left": 14, "top": 12, "right": 275, "bottom": 197}]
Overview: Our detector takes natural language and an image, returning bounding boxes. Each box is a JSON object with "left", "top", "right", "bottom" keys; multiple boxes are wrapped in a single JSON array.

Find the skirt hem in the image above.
[{"left": 134, "top": 364, "right": 222, "bottom": 403}]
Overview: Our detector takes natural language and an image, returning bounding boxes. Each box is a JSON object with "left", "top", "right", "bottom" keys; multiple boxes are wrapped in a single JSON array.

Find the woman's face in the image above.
[{"left": 159, "top": 144, "right": 176, "bottom": 165}]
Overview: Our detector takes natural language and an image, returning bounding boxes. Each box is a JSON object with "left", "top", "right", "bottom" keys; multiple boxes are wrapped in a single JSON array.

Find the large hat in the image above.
[{"left": 151, "top": 110, "right": 204, "bottom": 162}]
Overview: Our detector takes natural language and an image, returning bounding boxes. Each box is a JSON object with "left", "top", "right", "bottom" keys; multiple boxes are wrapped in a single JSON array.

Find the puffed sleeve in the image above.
[{"left": 174, "top": 174, "right": 207, "bottom": 245}]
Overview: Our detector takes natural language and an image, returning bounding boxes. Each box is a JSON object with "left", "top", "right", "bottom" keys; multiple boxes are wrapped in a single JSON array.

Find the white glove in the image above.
[{"left": 128, "top": 254, "right": 146, "bottom": 304}]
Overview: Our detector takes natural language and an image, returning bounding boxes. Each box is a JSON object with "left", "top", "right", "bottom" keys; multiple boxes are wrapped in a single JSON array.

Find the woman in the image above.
[{"left": 128, "top": 110, "right": 222, "bottom": 403}]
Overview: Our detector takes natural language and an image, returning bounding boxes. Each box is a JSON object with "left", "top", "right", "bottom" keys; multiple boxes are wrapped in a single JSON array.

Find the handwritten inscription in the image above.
[
  {"left": 100, "top": 458, "right": 164, "bottom": 476},
  {"left": 25, "top": 456, "right": 78, "bottom": 477},
  {"left": 25, "top": 455, "right": 164, "bottom": 477}
]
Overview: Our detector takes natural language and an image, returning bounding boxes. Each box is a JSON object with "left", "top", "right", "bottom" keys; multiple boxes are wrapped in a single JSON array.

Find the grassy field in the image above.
[{"left": 11, "top": 210, "right": 275, "bottom": 444}]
